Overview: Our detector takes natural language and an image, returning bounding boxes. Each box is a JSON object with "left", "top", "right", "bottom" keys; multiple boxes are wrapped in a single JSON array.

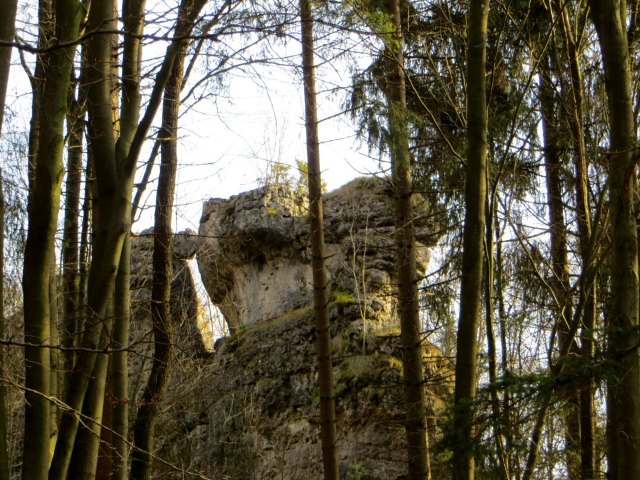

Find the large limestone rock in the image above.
[
  {"left": 157, "top": 178, "right": 450, "bottom": 479},
  {"left": 153, "top": 305, "right": 451, "bottom": 480},
  {"left": 197, "top": 177, "right": 438, "bottom": 333}
]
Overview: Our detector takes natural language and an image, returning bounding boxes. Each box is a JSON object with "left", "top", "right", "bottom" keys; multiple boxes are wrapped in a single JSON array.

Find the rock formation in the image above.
[
  {"left": 197, "top": 177, "right": 438, "bottom": 334},
  {"left": 145, "top": 178, "right": 450, "bottom": 479}
]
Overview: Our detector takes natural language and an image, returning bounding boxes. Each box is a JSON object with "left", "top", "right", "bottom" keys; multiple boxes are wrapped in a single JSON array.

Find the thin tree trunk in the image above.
[
  {"left": 522, "top": 251, "right": 601, "bottom": 480},
  {"left": 78, "top": 160, "right": 92, "bottom": 332},
  {"left": 539, "top": 52, "right": 581, "bottom": 480},
  {"left": 494, "top": 221, "right": 517, "bottom": 477},
  {"left": 130, "top": 2, "right": 200, "bottom": 476},
  {"left": 0, "top": 0, "right": 18, "bottom": 476},
  {"left": 131, "top": 139, "right": 161, "bottom": 221},
  {"left": 67, "top": 315, "right": 112, "bottom": 478},
  {"left": 452, "top": 0, "right": 489, "bottom": 479},
  {"left": 110, "top": 234, "right": 131, "bottom": 480},
  {"left": 48, "top": 0, "right": 119, "bottom": 475},
  {"left": 62, "top": 80, "right": 85, "bottom": 378},
  {"left": 299, "top": 1, "right": 338, "bottom": 478},
  {"left": 382, "top": 1, "right": 430, "bottom": 478},
  {"left": 0, "top": 174, "right": 7, "bottom": 480},
  {"left": 48, "top": 271, "right": 60, "bottom": 454},
  {"left": 21, "top": 1, "right": 83, "bottom": 478},
  {"left": 554, "top": 2, "right": 597, "bottom": 476},
  {"left": 484, "top": 192, "right": 509, "bottom": 480},
  {"left": 109, "top": 2, "right": 146, "bottom": 476}
]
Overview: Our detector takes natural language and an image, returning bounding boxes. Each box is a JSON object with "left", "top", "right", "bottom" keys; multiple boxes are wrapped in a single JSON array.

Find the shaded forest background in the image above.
[{"left": 0, "top": 0, "right": 639, "bottom": 479}]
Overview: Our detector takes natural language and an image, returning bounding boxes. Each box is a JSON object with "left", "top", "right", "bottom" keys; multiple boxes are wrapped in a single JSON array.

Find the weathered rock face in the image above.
[
  {"left": 198, "top": 177, "right": 438, "bottom": 333},
  {"left": 154, "top": 305, "right": 451, "bottom": 480},
  {"left": 156, "top": 178, "right": 450, "bottom": 480}
]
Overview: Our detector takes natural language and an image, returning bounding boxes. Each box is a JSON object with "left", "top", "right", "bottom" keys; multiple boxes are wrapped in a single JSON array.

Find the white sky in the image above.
[
  {"left": 5, "top": 2, "right": 384, "bottom": 234},
  {"left": 149, "top": 59, "right": 383, "bottom": 232}
]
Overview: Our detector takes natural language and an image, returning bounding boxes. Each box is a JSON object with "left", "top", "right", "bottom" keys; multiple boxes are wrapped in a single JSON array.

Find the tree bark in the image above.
[
  {"left": 452, "top": 0, "right": 489, "bottom": 479},
  {"left": 0, "top": 0, "right": 17, "bottom": 476},
  {"left": 49, "top": 0, "right": 119, "bottom": 476},
  {"left": 588, "top": 2, "right": 640, "bottom": 479},
  {"left": 299, "top": 1, "right": 339, "bottom": 478},
  {"left": 49, "top": 0, "right": 207, "bottom": 474},
  {"left": 554, "top": 1, "right": 597, "bottom": 476},
  {"left": 67, "top": 315, "right": 112, "bottom": 478},
  {"left": 382, "top": 1, "right": 431, "bottom": 478},
  {"left": 484, "top": 192, "right": 509, "bottom": 480},
  {"left": 21, "top": 1, "right": 83, "bottom": 478},
  {"left": 110, "top": 2, "right": 146, "bottom": 476},
  {"left": 539, "top": 52, "right": 581, "bottom": 480},
  {"left": 61, "top": 79, "right": 85, "bottom": 380},
  {"left": 130, "top": 2, "right": 206, "bottom": 477}
]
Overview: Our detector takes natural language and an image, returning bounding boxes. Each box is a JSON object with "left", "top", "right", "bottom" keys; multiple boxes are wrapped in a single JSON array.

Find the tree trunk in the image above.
[
  {"left": 494, "top": 221, "right": 518, "bottom": 477},
  {"left": 553, "top": 2, "right": 597, "bottom": 476},
  {"left": 21, "top": 1, "right": 83, "bottom": 478},
  {"left": 452, "top": 0, "right": 489, "bottom": 479},
  {"left": 67, "top": 313, "right": 112, "bottom": 478},
  {"left": 50, "top": 0, "right": 204, "bottom": 474},
  {"left": 382, "top": 1, "right": 430, "bottom": 478},
  {"left": 299, "top": 1, "right": 339, "bottom": 478},
  {"left": 484, "top": 191, "right": 509, "bottom": 480},
  {"left": 110, "top": 234, "right": 131, "bottom": 480},
  {"left": 48, "top": 1, "right": 119, "bottom": 476},
  {"left": 110, "top": 2, "right": 146, "bottom": 476},
  {"left": 62, "top": 79, "right": 85, "bottom": 379},
  {"left": 0, "top": 0, "right": 18, "bottom": 476},
  {"left": 588, "top": 2, "right": 640, "bottom": 479},
  {"left": 130, "top": 2, "right": 205, "bottom": 477},
  {"left": 539, "top": 52, "right": 581, "bottom": 480}
]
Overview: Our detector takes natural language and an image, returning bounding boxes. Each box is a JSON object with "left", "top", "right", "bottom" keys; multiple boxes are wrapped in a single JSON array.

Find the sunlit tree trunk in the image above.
[
  {"left": 21, "top": 1, "right": 83, "bottom": 478},
  {"left": 49, "top": 0, "right": 119, "bottom": 476},
  {"left": 382, "top": 1, "right": 430, "bottom": 478},
  {"left": 110, "top": 2, "right": 146, "bottom": 476},
  {"left": 299, "top": 1, "right": 339, "bottom": 478},
  {"left": 588, "top": 2, "right": 640, "bottom": 479},
  {"left": 452, "top": 0, "right": 489, "bottom": 479},
  {"left": 50, "top": 0, "right": 201, "bottom": 473},
  {"left": 67, "top": 307, "right": 112, "bottom": 478}
]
